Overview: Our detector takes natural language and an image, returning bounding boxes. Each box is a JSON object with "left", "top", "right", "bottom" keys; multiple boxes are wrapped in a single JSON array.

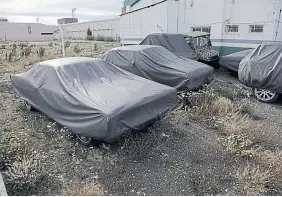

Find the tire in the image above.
[
  {"left": 24, "top": 100, "right": 35, "bottom": 111},
  {"left": 253, "top": 88, "right": 279, "bottom": 103},
  {"left": 76, "top": 134, "right": 93, "bottom": 146}
]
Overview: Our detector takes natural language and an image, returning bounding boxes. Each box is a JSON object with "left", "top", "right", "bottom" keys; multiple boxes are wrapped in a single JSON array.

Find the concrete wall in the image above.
[
  {"left": 0, "top": 22, "right": 58, "bottom": 41},
  {"left": 120, "top": 0, "right": 282, "bottom": 54},
  {"left": 121, "top": 1, "right": 168, "bottom": 44},
  {"left": 56, "top": 18, "right": 120, "bottom": 40},
  {"left": 176, "top": 0, "right": 279, "bottom": 54},
  {"left": 177, "top": 0, "right": 225, "bottom": 38}
]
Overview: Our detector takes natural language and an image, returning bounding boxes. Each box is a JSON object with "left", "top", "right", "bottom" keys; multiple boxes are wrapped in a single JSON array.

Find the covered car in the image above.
[
  {"left": 11, "top": 57, "right": 177, "bottom": 143},
  {"left": 101, "top": 45, "right": 214, "bottom": 91},
  {"left": 183, "top": 32, "right": 220, "bottom": 64},
  {"left": 219, "top": 49, "right": 253, "bottom": 72},
  {"left": 239, "top": 42, "right": 282, "bottom": 103},
  {"left": 139, "top": 33, "right": 197, "bottom": 60}
]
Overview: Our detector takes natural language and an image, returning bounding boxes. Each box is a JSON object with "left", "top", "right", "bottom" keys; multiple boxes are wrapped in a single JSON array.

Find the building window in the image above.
[
  {"left": 250, "top": 25, "right": 264, "bottom": 33},
  {"left": 28, "top": 25, "right": 32, "bottom": 34},
  {"left": 191, "top": 26, "right": 211, "bottom": 33},
  {"left": 225, "top": 25, "right": 239, "bottom": 33}
]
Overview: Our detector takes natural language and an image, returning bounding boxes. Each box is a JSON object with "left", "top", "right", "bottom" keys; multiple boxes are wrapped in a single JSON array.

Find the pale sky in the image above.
[{"left": 0, "top": 0, "right": 124, "bottom": 25}]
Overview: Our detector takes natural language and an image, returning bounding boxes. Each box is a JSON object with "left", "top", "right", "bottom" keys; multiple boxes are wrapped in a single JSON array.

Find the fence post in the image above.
[{"left": 58, "top": 24, "right": 66, "bottom": 58}]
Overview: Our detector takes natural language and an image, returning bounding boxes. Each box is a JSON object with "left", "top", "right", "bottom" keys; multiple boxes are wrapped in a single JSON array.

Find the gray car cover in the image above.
[
  {"left": 219, "top": 49, "right": 253, "bottom": 72},
  {"left": 11, "top": 57, "right": 177, "bottom": 142},
  {"left": 102, "top": 45, "right": 214, "bottom": 91},
  {"left": 238, "top": 43, "right": 282, "bottom": 93},
  {"left": 140, "top": 33, "right": 197, "bottom": 60}
]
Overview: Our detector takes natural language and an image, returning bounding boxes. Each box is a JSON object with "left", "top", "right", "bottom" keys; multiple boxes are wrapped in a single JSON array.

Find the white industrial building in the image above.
[
  {"left": 0, "top": 18, "right": 58, "bottom": 41},
  {"left": 121, "top": 0, "right": 282, "bottom": 55},
  {"left": 56, "top": 18, "right": 120, "bottom": 41}
]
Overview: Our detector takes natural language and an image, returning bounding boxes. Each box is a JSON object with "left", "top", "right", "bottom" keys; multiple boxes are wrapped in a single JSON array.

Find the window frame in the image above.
[
  {"left": 249, "top": 24, "right": 264, "bottom": 33},
  {"left": 191, "top": 26, "right": 211, "bottom": 33},
  {"left": 225, "top": 24, "right": 239, "bottom": 33}
]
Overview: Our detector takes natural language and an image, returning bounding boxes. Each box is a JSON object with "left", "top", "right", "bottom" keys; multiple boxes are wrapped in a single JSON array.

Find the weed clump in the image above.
[
  {"left": 61, "top": 181, "right": 104, "bottom": 196},
  {"left": 186, "top": 86, "right": 282, "bottom": 195}
]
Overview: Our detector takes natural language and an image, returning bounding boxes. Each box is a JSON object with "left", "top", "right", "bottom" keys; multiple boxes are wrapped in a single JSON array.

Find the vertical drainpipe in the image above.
[
  {"left": 275, "top": 9, "right": 282, "bottom": 41},
  {"left": 141, "top": 9, "right": 143, "bottom": 40},
  {"left": 184, "top": 0, "right": 186, "bottom": 24},
  {"left": 166, "top": 0, "right": 169, "bottom": 32},
  {"left": 177, "top": 0, "right": 180, "bottom": 33},
  {"left": 129, "top": 11, "right": 130, "bottom": 44}
]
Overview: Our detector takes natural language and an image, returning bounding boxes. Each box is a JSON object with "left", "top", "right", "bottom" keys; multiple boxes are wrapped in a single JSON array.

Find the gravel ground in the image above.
[
  {"left": 1, "top": 44, "right": 282, "bottom": 195},
  {"left": 0, "top": 81, "right": 235, "bottom": 195},
  {"left": 214, "top": 69, "right": 282, "bottom": 143}
]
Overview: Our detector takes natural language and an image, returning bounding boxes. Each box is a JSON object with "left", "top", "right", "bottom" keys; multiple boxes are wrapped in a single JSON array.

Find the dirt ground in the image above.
[{"left": 1, "top": 41, "right": 282, "bottom": 195}]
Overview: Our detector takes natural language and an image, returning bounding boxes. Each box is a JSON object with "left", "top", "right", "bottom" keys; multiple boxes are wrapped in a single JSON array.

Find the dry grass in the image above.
[
  {"left": 187, "top": 87, "right": 282, "bottom": 195},
  {"left": 249, "top": 149, "right": 282, "bottom": 193},
  {"left": 61, "top": 181, "right": 104, "bottom": 196},
  {"left": 2, "top": 149, "right": 46, "bottom": 196},
  {"left": 4, "top": 154, "right": 41, "bottom": 186},
  {"left": 230, "top": 164, "right": 270, "bottom": 196},
  {"left": 118, "top": 127, "right": 163, "bottom": 161},
  {"left": 0, "top": 41, "right": 120, "bottom": 78}
]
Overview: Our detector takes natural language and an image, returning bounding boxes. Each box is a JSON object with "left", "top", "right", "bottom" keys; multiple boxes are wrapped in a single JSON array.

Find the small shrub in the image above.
[
  {"left": 215, "top": 88, "right": 236, "bottom": 100},
  {"left": 64, "top": 41, "right": 71, "bottom": 48},
  {"left": 210, "top": 97, "right": 233, "bottom": 117},
  {"left": 86, "top": 36, "right": 95, "bottom": 40},
  {"left": 61, "top": 181, "right": 104, "bottom": 196},
  {"left": 94, "top": 43, "right": 98, "bottom": 51},
  {"left": 239, "top": 101, "right": 261, "bottom": 120},
  {"left": 8, "top": 52, "right": 12, "bottom": 62},
  {"left": 73, "top": 45, "right": 83, "bottom": 54},
  {"left": 19, "top": 43, "right": 28, "bottom": 49},
  {"left": 105, "top": 37, "right": 114, "bottom": 42},
  {"left": 251, "top": 150, "right": 282, "bottom": 193},
  {"left": 96, "top": 35, "right": 105, "bottom": 41},
  {"left": 23, "top": 47, "right": 32, "bottom": 57},
  {"left": 37, "top": 47, "right": 45, "bottom": 58},
  {"left": 11, "top": 48, "right": 16, "bottom": 56},
  {"left": 87, "top": 28, "right": 92, "bottom": 37},
  {"left": 12, "top": 44, "right": 17, "bottom": 50},
  {"left": 3, "top": 153, "right": 43, "bottom": 191},
  {"left": 230, "top": 164, "right": 270, "bottom": 195},
  {"left": 222, "top": 134, "right": 253, "bottom": 155}
]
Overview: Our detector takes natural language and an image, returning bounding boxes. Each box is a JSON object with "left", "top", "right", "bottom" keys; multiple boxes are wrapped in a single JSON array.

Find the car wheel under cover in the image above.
[
  {"left": 253, "top": 88, "right": 279, "bottom": 103},
  {"left": 24, "top": 100, "right": 35, "bottom": 111},
  {"left": 76, "top": 134, "right": 93, "bottom": 145}
]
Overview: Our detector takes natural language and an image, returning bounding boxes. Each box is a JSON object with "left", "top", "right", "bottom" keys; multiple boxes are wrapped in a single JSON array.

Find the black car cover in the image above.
[
  {"left": 239, "top": 42, "right": 282, "bottom": 93},
  {"left": 219, "top": 49, "right": 253, "bottom": 72},
  {"left": 102, "top": 45, "right": 214, "bottom": 91},
  {"left": 11, "top": 57, "right": 177, "bottom": 142},
  {"left": 140, "top": 33, "right": 197, "bottom": 59}
]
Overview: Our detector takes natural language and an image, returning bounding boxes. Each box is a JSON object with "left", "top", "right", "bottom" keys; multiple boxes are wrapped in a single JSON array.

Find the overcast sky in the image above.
[{"left": 0, "top": 0, "right": 123, "bottom": 25}]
